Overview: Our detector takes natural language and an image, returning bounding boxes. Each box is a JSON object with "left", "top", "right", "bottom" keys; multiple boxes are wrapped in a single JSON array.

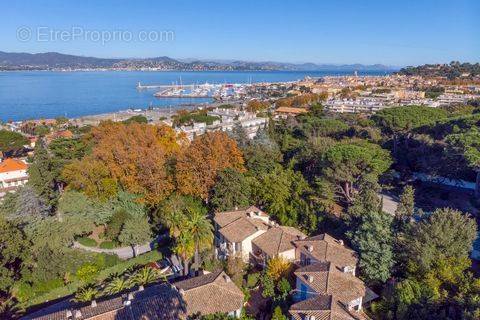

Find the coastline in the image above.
[
  {"left": 69, "top": 100, "right": 235, "bottom": 126},
  {"left": 0, "top": 70, "right": 393, "bottom": 122}
]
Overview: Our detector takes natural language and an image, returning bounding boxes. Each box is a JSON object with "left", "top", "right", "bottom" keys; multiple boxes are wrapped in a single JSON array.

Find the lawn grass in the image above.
[
  {"left": 77, "top": 236, "right": 98, "bottom": 247},
  {"left": 24, "top": 250, "right": 163, "bottom": 309}
]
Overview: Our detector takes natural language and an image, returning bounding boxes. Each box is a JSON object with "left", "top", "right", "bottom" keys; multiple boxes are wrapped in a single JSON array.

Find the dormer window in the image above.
[
  {"left": 348, "top": 297, "right": 363, "bottom": 311},
  {"left": 342, "top": 265, "right": 356, "bottom": 276}
]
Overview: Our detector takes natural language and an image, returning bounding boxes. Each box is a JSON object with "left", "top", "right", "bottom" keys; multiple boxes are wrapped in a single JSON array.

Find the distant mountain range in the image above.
[{"left": 0, "top": 51, "right": 398, "bottom": 72}]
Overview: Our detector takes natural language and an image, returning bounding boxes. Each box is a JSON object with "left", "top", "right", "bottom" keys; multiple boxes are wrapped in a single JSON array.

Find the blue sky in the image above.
[{"left": 1, "top": 0, "right": 478, "bottom": 66}]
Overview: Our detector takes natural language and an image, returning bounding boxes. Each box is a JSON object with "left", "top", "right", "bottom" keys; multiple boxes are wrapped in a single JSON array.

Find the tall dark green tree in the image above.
[
  {"left": 446, "top": 128, "right": 480, "bottom": 197},
  {"left": 404, "top": 208, "right": 477, "bottom": 273},
  {"left": 0, "top": 130, "right": 28, "bottom": 156},
  {"left": 322, "top": 140, "right": 392, "bottom": 203},
  {"left": 372, "top": 106, "right": 447, "bottom": 156},
  {"left": 210, "top": 168, "right": 252, "bottom": 211},
  {"left": 348, "top": 177, "right": 394, "bottom": 283},
  {"left": 254, "top": 165, "right": 317, "bottom": 233},
  {"left": 0, "top": 217, "right": 28, "bottom": 293},
  {"left": 229, "top": 123, "right": 250, "bottom": 149},
  {"left": 27, "top": 142, "right": 58, "bottom": 208},
  {"left": 394, "top": 185, "right": 415, "bottom": 233}
]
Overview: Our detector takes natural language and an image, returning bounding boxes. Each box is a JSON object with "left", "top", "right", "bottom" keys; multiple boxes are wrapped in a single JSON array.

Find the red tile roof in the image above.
[{"left": 0, "top": 158, "right": 28, "bottom": 173}]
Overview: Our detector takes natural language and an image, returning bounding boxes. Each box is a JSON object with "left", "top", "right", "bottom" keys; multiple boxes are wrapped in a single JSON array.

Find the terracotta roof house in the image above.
[
  {"left": 274, "top": 107, "right": 308, "bottom": 119},
  {"left": 23, "top": 283, "right": 185, "bottom": 320},
  {"left": 293, "top": 234, "right": 358, "bottom": 274},
  {"left": 214, "top": 206, "right": 273, "bottom": 261},
  {"left": 291, "top": 261, "right": 378, "bottom": 319},
  {"left": 46, "top": 129, "right": 74, "bottom": 144},
  {"left": 24, "top": 271, "right": 244, "bottom": 320},
  {"left": 251, "top": 226, "right": 307, "bottom": 266},
  {"left": 0, "top": 158, "right": 29, "bottom": 197},
  {"left": 174, "top": 270, "right": 244, "bottom": 317},
  {"left": 289, "top": 294, "right": 369, "bottom": 320}
]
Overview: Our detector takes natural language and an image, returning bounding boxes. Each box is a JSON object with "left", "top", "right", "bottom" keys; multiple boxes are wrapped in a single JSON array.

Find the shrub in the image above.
[
  {"left": 226, "top": 255, "right": 246, "bottom": 287},
  {"left": 271, "top": 306, "right": 287, "bottom": 320},
  {"left": 94, "top": 253, "right": 120, "bottom": 269},
  {"left": 74, "top": 284, "right": 98, "bottom": 303},
  {"left": 105, "top": 209, "right": 130, "bottom": 240},
  {"left": 99, "top": 241, "right": 119, "bottom": 249},
  {"left": 266, "top": 256, "right": 292, "bottom": 282},
  {"left": 102, "top": 254, "right": 121, "bottom": 268},
  {"left": 261, "top": 273, "right": 275, "bottom": 299},
  {"left": 13, "top": 282, "right": 35, "bottom": 302},
  {"left": 276, "top": 277, "right": 291, "bottom": 302},
  {"left": 246, "top": 272, "right": 260, "bottom": 288},
  {"left": 77, "top": 237, "right": 98, "bottom": 247},
  {"left": 201, "top": 251, "right": 225, "bottom": 272},
  {"left": 76, "top": 263, "right": 99, "bottom": 283}
]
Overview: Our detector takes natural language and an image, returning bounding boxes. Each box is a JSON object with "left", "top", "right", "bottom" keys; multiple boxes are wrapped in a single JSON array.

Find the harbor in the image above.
[{"left": 138, "top": 81, "right": 251, "bottom": 100}]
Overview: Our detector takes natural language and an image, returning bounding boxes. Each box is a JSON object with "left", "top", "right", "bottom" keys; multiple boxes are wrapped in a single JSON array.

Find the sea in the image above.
[{"left": 0, "top": 70, "right": 390, "bottom": 121}]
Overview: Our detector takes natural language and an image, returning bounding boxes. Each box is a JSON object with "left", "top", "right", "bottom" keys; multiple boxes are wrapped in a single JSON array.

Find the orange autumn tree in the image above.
[
  {"left": 175, "top": 131, "right": 245, "bottom": 200},
  {"left": 62, "top": 158, "right": 118, "bottom": 201},
  {"left": 63, "top": 121, "right": 184, "bottom": 204},
  {"left": 246, "top": 99, "right": 270, "bottom": 113}
]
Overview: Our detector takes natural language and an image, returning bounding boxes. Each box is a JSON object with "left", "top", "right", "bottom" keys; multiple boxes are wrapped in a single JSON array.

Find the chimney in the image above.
[
  {"left": 74, "top": 310, "right": 82, "bottom": 319},
  {"left": 138, "top": 285, "right": 144, "bottom": 292},
  {"left": 223, "top": 274, "right": 231, "bottom": 283},
  {"left": 66, "top": 310, "right": 73, "bottom": 319},
  {"left": 179, "top": 288, "right": 185, "bottom": 296},
  {"left": 128, "top": 292, "right": 134, "bottom": 300},
  {"left": 307, "top": 275, "right": 314, "bottom": 283},
  {"left": 90, "top": 300, "right": 97, "bottom": 308},
  {"left": 339, "top": 240, "right": 344, "bottom": 246},
  {"left": 307, "top": 245, "right": 314, "bottom": 252}
]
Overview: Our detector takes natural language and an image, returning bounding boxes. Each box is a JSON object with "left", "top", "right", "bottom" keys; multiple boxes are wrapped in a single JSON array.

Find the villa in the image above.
[
  {"left": 24, "top": 270, "right": 244, "bottom": 320},
  {"left": 289, "top": 261, "right": 378, "bottom": 320},
  {"left": 251, "top": 226, "right": 307, "bottom": 266},
  {"left": 293, "top": 234, "right": 358, "bottom": 274},
  {"left": 0, "top": 157, "right": 29, "bottom": 197},
  {"left": 213, "top": 206, "right": 274, "bottom": 261}
]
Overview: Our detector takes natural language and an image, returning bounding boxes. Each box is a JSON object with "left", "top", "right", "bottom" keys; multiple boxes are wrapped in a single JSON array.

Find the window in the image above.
[
  {"left": 300, "top": 253, "right": 311, "bottom": 266},
  {"left": 300, "top": 283, "right": 308, "bottom": 301}
]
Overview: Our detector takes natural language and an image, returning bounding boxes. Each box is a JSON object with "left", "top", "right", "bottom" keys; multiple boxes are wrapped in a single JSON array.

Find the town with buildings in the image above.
[{"left": 0, "top": 66, "right": 479, "bottom": 320}]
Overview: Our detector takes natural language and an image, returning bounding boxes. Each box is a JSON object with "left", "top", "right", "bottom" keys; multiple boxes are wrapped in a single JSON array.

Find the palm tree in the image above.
[
  {"left": 185, "top": 207, "right": 213, "bottom": 273},
  {"left": 174, "top": 231, "right": 195, "bottom": 276},
  {"left": 130, "top": 266, "right": 162, "bottom": 287},
  {"left": 74, "top": 284, "right": 99, "bottom": 303},
  {"left": 158, "top": 194, "right": 188, "bottom": 238},
  {"left": 104, "top": 276, "right": 131, "bottom": 295},
  {"left": 0, "top": 296, "right": 21, "bottom": 319}
]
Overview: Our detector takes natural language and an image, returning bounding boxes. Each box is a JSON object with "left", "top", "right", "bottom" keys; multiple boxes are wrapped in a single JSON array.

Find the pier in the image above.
[{"left": 137, "top": 82, "right": 201, "bottom": 90}]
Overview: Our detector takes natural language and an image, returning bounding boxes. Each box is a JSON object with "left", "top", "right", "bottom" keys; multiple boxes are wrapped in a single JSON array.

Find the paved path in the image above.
[
  {"left": 73, "top": 233, "right": 169, "bottom": 259},
  {"left": 72, "top": 242, "right": 152, "bottom": 259}
]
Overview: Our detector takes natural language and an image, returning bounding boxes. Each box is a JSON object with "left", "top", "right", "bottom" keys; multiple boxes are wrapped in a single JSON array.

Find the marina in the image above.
[
  {"left": 150, "top": 82, "right": 249, "bottom": 100},
  {"left": 0, "top": 70, "right": 388, "bottom": 121}
]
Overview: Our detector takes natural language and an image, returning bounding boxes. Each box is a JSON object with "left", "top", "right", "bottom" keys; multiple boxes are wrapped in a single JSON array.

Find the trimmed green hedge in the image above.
[
  {"left": 99, "top": 241, "right": 119, "bottom": 249},
  {"left": 246, "top": 272, "right": 260, "bottom": 288},
  {"left": 77, "top": 237, "right": 98, "bottom": 247}
]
